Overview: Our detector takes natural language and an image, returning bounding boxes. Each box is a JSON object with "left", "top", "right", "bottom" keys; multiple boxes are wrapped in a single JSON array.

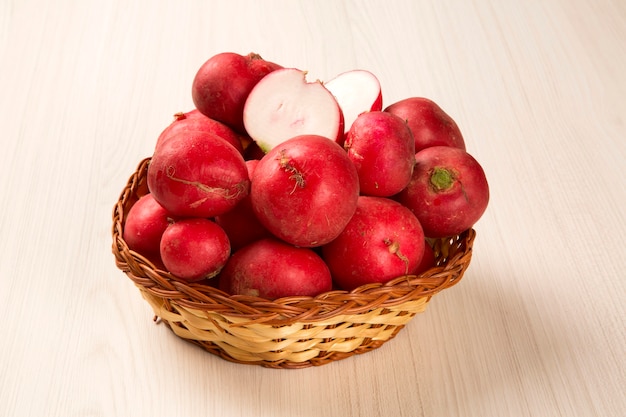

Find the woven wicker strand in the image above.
[{"left": 112, "top": 158, "right": 475, "bottom": 368}]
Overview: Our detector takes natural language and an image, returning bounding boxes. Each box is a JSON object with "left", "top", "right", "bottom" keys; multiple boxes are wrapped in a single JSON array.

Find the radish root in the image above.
[
  {"left": 384, "top": 238, "right": 410, "bottom": 275},
  {"left": 165, "top": 166, "right": 246, "bottom": 199},
  {"left": 277, "top": 150, "right": 306, "bottom": 194}
]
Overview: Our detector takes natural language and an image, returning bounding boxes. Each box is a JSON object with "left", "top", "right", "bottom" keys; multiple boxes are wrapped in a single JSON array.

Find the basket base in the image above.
[
  {"left": 139, "top": 286, "right": 429, "bottom": 369},
  {"left": 161, "top": 317, "right": 409, "bottom": 369}
]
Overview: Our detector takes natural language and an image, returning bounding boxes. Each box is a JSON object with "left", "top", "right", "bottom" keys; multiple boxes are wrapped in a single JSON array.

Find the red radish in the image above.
[
  {"left": 243, "top": 68, "right": 344, "bottom": 152},
  {"left": 384, "top": 97, "right": 466, "bottom": 152},
  {"left": 147, "top": 131, "right": 250, "bottom": 218},
  {"left": 414, "top": 242, "right": 436, "bottom": 275},
  {"left": 395, "top": 146, "right": 489, "bottom": 238},
  {"left": 344, "top": 111, "right": 415, "bottom": 197},
  {"left": 191, "top": 52, "right": 282, "bottom": 133},
  {"left": 160, "top": 218, "right": 230, "bottom": 282},
  {"left": 250, "top": 135, "right": 359, "bottom": 247},
  {"left": 155, "top": 109, "right": 244, "bottom": 155},
  {"left": 322, "top": 196, "right": 425, "bottom": 291},
  {"left": 123, "top": 193, "right": 173, "bottom": 257},
  {"left": 218, "top": 238, "right": 332, "bottom": 299},
  {"left": 214, "top": 160, "right": 272, "bottom": 251},
  {"left": 324, "top": 69, "right": 382, "bottom": 135}
]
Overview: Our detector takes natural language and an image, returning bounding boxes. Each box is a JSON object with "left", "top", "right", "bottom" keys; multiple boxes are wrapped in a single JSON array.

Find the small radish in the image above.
[
  {"left": 324, "top": 69, "right": 382, "bottom": 135},
  {"left": 250, "top": 135, "right": 359, "bottom": 247},
  {"left": 243, "top": 68, "right": 344, "bottom": 152},
  {"left": 218, "top": 238, "right": 332, "bottom": 299},
  {"left": 160, "top": 218, "right": 231, "bottom": 282},
  {"left": 147, "top": 131, "right": 250, "bottom": 218},
  {"left": 384, "top": 97, "right": 466, "bottom": 152},
  {"left": 344, "top": 111, "right": 415, "bottom": 197},
  {"left": 414, "top": 242, "right": 436, "bottom": 275},
  {"left": 155, "top": 109, "right": 244, "bottom": 155},
  {"left": 322, "top": 196, "right": 425, "bottom": 291},
  {"left": 123, "top": 193, "right": 173, "bottom": 258},
  {"left": 192, "top": 52, "right": 282, "bottom": 134}
]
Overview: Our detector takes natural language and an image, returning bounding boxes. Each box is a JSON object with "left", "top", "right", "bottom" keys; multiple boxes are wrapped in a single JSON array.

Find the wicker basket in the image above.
[{"left": 112, "top": 157, "right": 475, "bottom": 369}]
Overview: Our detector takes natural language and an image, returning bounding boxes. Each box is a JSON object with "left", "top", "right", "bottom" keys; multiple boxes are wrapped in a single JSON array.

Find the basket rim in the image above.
[{"left": 112, "top": 157, "right": 475, "bottom": 325}]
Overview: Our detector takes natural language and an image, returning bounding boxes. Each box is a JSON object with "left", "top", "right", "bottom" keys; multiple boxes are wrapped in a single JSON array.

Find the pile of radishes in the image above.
[{"left": 123, "top": 51, "right": 489, "bottom": 299}]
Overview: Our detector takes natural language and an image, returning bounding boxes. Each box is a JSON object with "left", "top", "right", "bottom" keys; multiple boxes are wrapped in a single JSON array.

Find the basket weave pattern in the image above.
[{"left": 112, "top": 158, "right": 475, "bottom": 368}]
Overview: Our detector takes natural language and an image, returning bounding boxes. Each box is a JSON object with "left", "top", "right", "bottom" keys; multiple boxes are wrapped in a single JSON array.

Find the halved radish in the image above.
[
  {"left": 242, "top": 68, "right": 343, "bottom": 152},
  {"left": 324, "top": 69, "right": 382, "bottom": 135}
]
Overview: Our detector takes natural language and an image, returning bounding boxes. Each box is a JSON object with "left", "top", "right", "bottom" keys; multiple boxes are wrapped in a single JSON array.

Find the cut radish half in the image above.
[
  {"left": 243, "top": 68, "right": 343, "bottom": 152},
  {"left": 324, "top": 69, "right": 382, "bottom": 134}
]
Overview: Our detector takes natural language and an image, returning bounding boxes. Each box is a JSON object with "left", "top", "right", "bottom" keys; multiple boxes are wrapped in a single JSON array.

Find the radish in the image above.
[
  {"left": 147, "top": 131, "right": 250, "bottom": 218},
  {"left": 155, "top": 109, "right": 244, "bottom": 155},
  {"left": 250, "top": 135, "right": 359, "bottom": 247},
  {"left": 214, "top": 160, "right": 272, "bottom": 251},
  {"left": 191, "top": 52, "right": 282, "bottom": 134},
  {"left": 122, "top": 193, "right": 173, "bottom": 258},
  {"left": 395, "top": 146, "right": 489, "bottom": 238},
  {"left": 160, "top": 218, "right": 230, "bottom": 282},
  {"left": 384, "top": 97, "right": 466, "bottom": 152},
  {"left": 242, "top": 68, "right": 344, "bottom": 152},
  {"left": 218, "top": 238, "right": 332, "bottom": 299},
  {"left": 324, "top": 69, "right": 382, "bottom": 135},
  {"left": 414, "top": 242, "right": 436, "bottom": 276},
  {"left": 322, "top": 196, "right": 425, "bottom": 291},
  {"left": 344, "top": 111, "right": 415, "bottom": 197}
]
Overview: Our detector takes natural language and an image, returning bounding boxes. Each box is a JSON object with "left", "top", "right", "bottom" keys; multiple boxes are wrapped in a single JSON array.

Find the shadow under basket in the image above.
[{"left": 112, "top": 158, "right": 476, "bottom": 369}]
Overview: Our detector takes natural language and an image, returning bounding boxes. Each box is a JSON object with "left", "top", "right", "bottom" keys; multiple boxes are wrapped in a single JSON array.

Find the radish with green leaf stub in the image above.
[
  {"left": 147, "top": 131, "right": 250, "bottom": 218},
  {"left": 243, "top": 68, "right": 344, "bottom": 152},
  {"left": 322, "top": 196, "right": 425, "bottom": 291},
  {"left": 250, "top": 134, "right": 359, "bottom": 247},
  {"left": 395, "top": 146, "right": 489, "bottom": 238}
]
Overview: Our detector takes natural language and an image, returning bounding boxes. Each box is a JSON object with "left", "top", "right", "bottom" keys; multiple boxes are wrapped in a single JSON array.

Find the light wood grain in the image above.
[{"left": 1, "top": 1, "right": 624, "bottom": 416}]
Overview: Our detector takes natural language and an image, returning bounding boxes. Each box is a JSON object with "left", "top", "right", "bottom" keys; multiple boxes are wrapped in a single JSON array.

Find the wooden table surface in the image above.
[{"left": 1, "top": 1, "right": 624, "bottom": 416}]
